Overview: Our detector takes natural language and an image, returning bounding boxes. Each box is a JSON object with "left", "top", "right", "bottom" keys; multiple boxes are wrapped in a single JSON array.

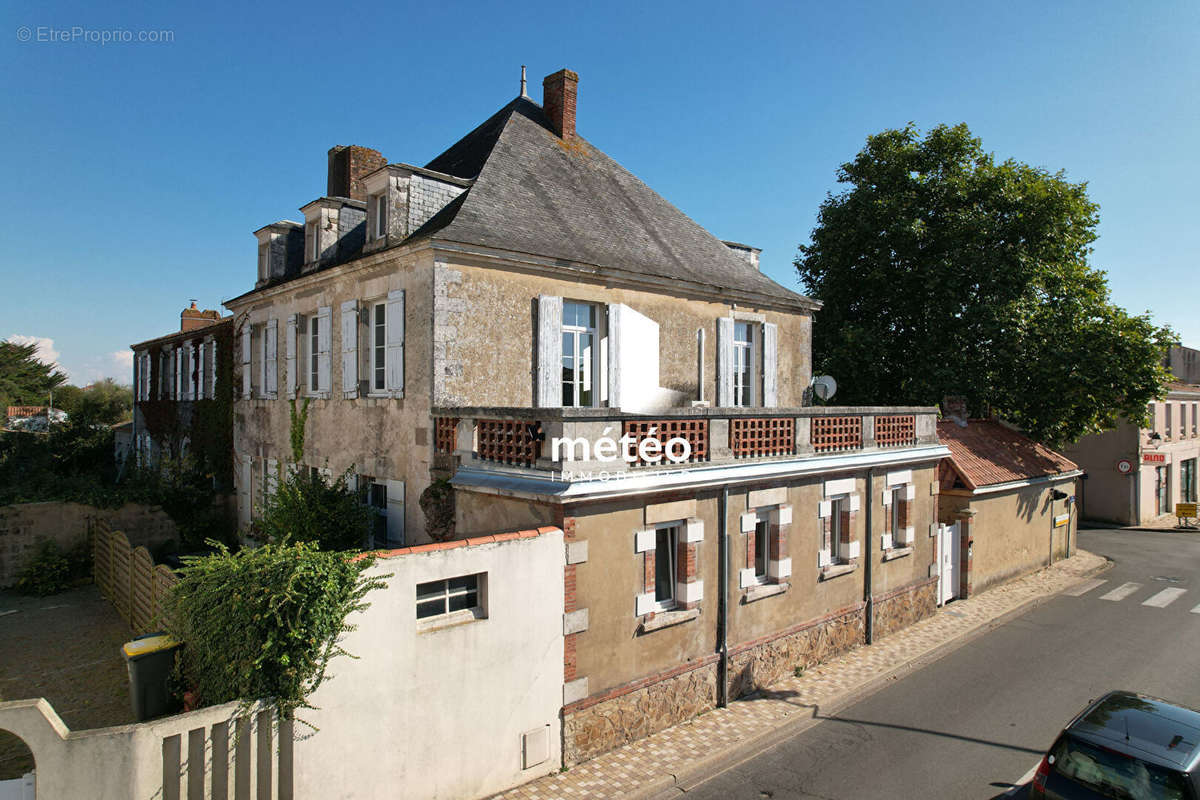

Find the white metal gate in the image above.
[{"left": 937, "top": 522, "right": 961, "bottom": 605}]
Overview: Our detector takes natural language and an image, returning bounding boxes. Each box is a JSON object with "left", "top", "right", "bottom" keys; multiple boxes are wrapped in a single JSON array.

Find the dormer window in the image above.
[
  {"left": 374, "top": 194, "right": 387, "bottom": 240},
  {"left": 307, "top": 221, "right": 320, "bottom": 263},
  {"left": 257, "top": 244, "right": 269, "bottom": 282}
]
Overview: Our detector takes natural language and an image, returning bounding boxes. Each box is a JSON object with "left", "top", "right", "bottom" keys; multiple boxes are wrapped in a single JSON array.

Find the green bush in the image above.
[
  {"left": 14, "top": 539, "right": 89, "bottom": 597},
  {"left": 162, "top": 540, "right": 387, "bottom": 720},
  {"left": 255, "top": 467, "right": 375, "bottom": 552}
]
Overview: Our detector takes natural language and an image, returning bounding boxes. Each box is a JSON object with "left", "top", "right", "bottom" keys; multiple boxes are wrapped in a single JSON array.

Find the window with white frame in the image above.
[
  {"left": 738, "top": 504, "right": 793, "bottom": 590},
  {"left": 635, "top": 518, "right": 704, "bottom": 616},
  {"left": 653, "top": 523, "right": 680, "bottom": 609},
  {"left": 733, "top": 321, "right": 755, "bottom": 407},
  {"left": 829, "top": 498, "right": 846, "bottom": 560},
  {"left": 753, "top": 519, "right": 768, "bottom": 579},
  {"left": 819, "top": 479, "right": 860, "bottom": 570},
  {"left": 416, "top": 573, "right": 483, "bottom": 620},
  {"left": 306, "top": 221, "right": 320, "bottom": 262},
  {"left": 257, "top": 244, "right": 269, "bottom": 282},
  {"left": 561, "top": 300, "right": 598, "bottom": 407},
  {"left": 374, "top": 194, "right": 387, "bottom": 240},
  {"left": 308, "top": 315, "right": 320, "bottom": 394},
  {"left": 371, "top": 302, "right": 386, "bottom": 393},
  {"left": 882, "top": 474, "right": 915, "bottom": 551}
]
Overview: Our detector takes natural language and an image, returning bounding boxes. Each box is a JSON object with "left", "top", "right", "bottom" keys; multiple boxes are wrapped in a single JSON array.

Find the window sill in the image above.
[
  {"left": 744, "top": 582, "right": 788, "bottom": 603},
  {"left": 882, "top": 546, "right": 914, "bottom": 562},
  {"left": 638, "top": 607, "right": 700, "bottom": 634},
  {"left": 820, "top": 562, "right": 858, "bottom": 581},
  {"left": 417, "top": 607, "right": 486, "bottom": 633}
]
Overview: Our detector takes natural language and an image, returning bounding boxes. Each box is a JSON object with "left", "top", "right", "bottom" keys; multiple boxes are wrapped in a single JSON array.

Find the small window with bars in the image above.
[{"left": 416, "top": 573, "right": 484, "bottom": 621}]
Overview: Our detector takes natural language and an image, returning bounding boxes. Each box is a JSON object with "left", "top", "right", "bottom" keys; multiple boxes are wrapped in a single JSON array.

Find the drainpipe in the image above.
[
  {"left": 865, "top": 468, "right": 874, "bottom": 646},
  {"left": 717, "top": 486, "right": 729, "bottom": 708}
]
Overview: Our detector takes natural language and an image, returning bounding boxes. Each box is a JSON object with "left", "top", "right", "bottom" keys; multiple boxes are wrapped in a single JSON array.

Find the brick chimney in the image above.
[
  {"left": 327, "top": 145, "right": 386, "bottom": 202},
  {"left": 941, "top": 395, "right": 969, "bottom": 424},
  {"left": 542, "top": 69, "right": 579, "bottom": 140},
  {"left": 181, "top": 301, "right": 221, "bottom": 332}
]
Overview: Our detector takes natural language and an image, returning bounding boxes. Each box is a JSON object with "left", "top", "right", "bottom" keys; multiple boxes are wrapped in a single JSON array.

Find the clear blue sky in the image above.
[{"left": 2, "top": 0, "right": 1197, "bottom": 384}]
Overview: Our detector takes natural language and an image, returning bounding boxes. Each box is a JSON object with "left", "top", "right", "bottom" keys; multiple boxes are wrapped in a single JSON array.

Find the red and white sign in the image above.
[
  {"left": 1116, "top": 458, "right": 1134, "bottom": 474},
  {"left": 1143, "top": 453, "right": 1167, "bottom": 464}
]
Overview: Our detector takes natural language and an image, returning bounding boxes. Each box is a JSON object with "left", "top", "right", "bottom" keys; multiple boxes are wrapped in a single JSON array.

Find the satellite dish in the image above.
[{"left": 811, "top": 375, "right": 837, "bottom": 402}]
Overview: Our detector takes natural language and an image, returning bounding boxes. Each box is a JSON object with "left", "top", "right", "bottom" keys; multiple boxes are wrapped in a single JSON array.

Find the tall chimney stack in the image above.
[
  {"left": 327, "top": 145, "right": 386, "bottom": 201},
  {"left": 542, "top": 69, "right": 579, "bottom": 140}
]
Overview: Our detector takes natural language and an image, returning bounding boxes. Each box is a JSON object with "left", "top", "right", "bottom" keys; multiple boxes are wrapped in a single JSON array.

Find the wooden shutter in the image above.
[
  {"left": 385, "top": 290, "right": 404, "bottom": 396},
  {"left": 286, "top": 314, "right": 298, "bottom": 399},
  {"left": 316, "top": 306, "right": 331, "bottom": 397},
  {"left": 266, "top": 458, "right": 278, "bottom": 498},
  {"left": 240, "top": 328, "right": 252, "bottom": 399},
  {"left": 536, "top": 294, "right": 563, "bottom": 407},
  {"left": 341, "top": 300, "right": 359, "bottom": 398},
  {"left": 762, "top": 322, "right": 778, "bottom": 408},
  {"left": 385, "top": 479, "right": 405, "bottom": 546},
  {"left": 266, "top": 320, "right": 278, "bottom": 396},
  {"left": 716, "top": 317, "right": 734, "bottom": 407}
]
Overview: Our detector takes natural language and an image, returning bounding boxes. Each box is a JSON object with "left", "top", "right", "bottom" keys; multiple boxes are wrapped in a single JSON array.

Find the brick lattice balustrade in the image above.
[
  {"left": 811, "top": 416, "right": 863, "bottom": 452},
  {"left": 476, "top": 419, "right": 542, "bottom": 467},
  {"left": 875, "top": 414, "right": 917, "bottom": 448},
  {"left": 623, "top": 419, "right": 709, "bottom": 466},
  {"left": 434, "top": 416, "right": 459, "bottom": 454},
  {"left": 731, "top": 418, "right": 796, "bottom": 458}
]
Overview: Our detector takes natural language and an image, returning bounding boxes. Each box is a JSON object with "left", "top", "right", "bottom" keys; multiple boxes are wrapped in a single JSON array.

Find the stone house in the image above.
[
  {"left": 1063, "top": 383, "right": 1200, "bottom": 525},
  {"left": 222, "top": 67, "right": 952, "bottom": 765},
  {"left": 936, "top": 419, "right": 1081, "bottom": 598},
  {"left": 129, "top": 303, "right": 234, "bottom": 486}
]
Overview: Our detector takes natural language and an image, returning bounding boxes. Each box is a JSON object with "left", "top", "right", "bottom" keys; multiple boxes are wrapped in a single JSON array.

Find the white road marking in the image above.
[
  {"left": 1143, "top": 588, "right": 1187, "bottom": 608},
  {"left": 0, "top": 610, "right": 17, "bottom": 618},
  {"left": 1062, "top": 578, "right": 1107, "bottom": 597},
  {"left": 1099, "top": 582, "right": 1142, "bottom": 602},
  {"left": 1190, "top": 603, "right": 1200, "bottom": 614},
  {"left": 1004, "top": 760, "right": 1043, "bottom": 796}
]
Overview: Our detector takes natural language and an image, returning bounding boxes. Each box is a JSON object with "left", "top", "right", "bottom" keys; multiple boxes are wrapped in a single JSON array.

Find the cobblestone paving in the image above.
[{"left": 496, "top": 550, "right": 1108, "bottom": 800}]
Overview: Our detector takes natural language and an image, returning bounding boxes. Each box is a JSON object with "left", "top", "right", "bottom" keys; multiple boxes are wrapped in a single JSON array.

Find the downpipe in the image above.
[
  {"left": 865, "top": 468, "right": 874, "bottom": 646},
  {"left": 717, "top": 485, "right": 729, "bottom": 708}
]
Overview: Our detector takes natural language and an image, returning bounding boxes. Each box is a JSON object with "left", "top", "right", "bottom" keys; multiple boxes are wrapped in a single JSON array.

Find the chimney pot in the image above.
[{"left": 542, "top": 69, "right": 579, "bottom": 140}]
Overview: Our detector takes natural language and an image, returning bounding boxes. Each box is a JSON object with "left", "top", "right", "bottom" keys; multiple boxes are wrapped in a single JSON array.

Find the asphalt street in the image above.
[{"left": 679, "top": 528, "right": 1200, "bottom": 800}]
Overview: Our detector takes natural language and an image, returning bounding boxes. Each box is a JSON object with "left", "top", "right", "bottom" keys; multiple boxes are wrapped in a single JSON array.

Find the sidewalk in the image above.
[{"left": 496, "top": 549, "right": 1109, "bottom": 800}]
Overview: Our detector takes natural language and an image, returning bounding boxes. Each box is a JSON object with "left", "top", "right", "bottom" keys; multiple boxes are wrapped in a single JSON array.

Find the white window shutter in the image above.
[
  {"left": 341, "top": 300, "right": 359, "bottom": 398},
  {"left": 762, "top": 322, "right": 778, "bottom": 408},
  {"left": 174, "top": 347, "right": 181, "bottom": 400},
  {"left": 317, "top": 306, "right": 331, "bottom": 397},
  {"left": 266, "top": 457, "right": 278, "bottom": 497},
  {"left": 717, "top": 317, "right": 734, "bottom": 407},
  {"left": 286, "top": 314, "right": 298, "bottom": 399},
  {"left": 241, "top": 328, "right": 252, "bottom": 399},
  {"left": 385, "top": 479, "right": 405, "bottom": 545},
  {"left": 536, "top": 295, "right": 563, "bottom": 407},
  {"left": 385, "top": 290, "right": 405, "bottom": 396},
  {"left": 266, "top": 320, "right": 278, "bottom": 396}
]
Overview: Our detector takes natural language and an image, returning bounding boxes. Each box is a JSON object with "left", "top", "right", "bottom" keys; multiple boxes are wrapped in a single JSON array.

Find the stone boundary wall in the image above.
[
  {"left": 871, "top": 577, "right": 938, "bottom": 640},
  {"left": 0, "top": 501, "right": 178, "bottom": 588}
]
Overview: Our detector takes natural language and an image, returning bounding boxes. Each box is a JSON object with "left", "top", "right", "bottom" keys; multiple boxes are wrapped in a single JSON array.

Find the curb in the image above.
[{"left": 637, "top": 555, "right": 1114, "bottom": 800}]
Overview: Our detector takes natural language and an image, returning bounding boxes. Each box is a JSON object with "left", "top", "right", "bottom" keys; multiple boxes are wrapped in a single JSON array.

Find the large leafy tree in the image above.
[
  {"left": 0, "top": 340, "right": 67, "bottom": 411},
  {"left": 795, "top": 123, "right": 1173, "bottom": 446}
]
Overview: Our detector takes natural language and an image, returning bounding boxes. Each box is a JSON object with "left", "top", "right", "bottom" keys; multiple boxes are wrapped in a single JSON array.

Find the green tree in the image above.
[
  {"left": 256, "top": 467, "right": 375, "bottom": 552},
  {"left": 0, "top": 340, "right": 67, "bottom": 411},
  {"left": 795, "top": 123, "right": 1174, "bottom": 446},
  {"left": 74, "top": 378, "right": 133, "bottom": 425}
]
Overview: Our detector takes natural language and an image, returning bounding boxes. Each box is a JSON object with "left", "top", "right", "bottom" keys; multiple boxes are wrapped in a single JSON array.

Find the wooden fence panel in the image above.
[
  {"left": 91, "top": 525, "right": 180, "bottom": 633},
  {"left": 111, "top": 532, "right": 132, "bottom": 623},
  {"left": 130, "top": 547, "right": 155, "bottom": 634}
]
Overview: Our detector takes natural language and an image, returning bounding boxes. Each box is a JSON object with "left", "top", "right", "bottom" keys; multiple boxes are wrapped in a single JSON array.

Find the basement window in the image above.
[{"left": 416, "top": 573, "right": 486, "bottom": 625}]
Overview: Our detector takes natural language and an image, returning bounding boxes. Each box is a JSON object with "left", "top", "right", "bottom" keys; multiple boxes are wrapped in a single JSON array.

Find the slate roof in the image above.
[
  {"left": 416, "top": 96, "right": 816, "bottom": 309},
  {"left": 937, "top": 419, "right": 1078, "bottom": 490}
]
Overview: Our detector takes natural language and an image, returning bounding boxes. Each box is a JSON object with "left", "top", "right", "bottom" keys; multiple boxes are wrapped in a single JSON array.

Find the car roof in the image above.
[{"left": 1067, "top": 691, "right": 1200, "bottom": 771}]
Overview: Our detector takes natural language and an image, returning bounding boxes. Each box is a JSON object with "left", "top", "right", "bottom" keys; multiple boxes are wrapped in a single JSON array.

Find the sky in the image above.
[{"left": 2, "top": 0, "right": 1197, "bottom": 384}]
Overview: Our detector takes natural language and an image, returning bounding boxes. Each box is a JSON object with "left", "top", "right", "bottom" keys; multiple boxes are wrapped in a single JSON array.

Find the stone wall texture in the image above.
[
  {"left": 563, "top": 660, "right": 718, "bottom": 766},
  {"left": 872, "top": 577, "right": 937, "bottom": 640},
  {"left": 727, "top": 603, "right": 865, "bottom": 699},
  {"left": 0, "top": 502, "right": 178, "bottom": 587}
]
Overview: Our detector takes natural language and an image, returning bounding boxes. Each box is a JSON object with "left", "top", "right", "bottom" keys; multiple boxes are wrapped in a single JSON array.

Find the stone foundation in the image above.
[
  {"left": 871, "top": 577, "right": 937, "bottom": 639},
  {"left": 562, "top": 658, "right": 718, "bottom": 765},
  {"left": 727, "top": 603, "right": 866, "bottom": 699}
]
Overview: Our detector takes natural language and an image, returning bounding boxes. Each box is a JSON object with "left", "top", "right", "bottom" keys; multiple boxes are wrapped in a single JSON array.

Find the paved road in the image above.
[{"left": 681, "top": 528, "right": 1200, "bottom": 800}]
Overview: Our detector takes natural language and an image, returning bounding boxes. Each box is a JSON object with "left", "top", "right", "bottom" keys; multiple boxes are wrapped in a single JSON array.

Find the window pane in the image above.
[
  {"left": 1052, "top": 735, "right": 1188, "bottom": 800},
  {"left": 448, "top": 591, "right": 477, "bottom": 612},
  {"left": 754, "top": 521, "right": 767, "bottom": 576},
  {"left": 579, "top": 333, "right": 593, "bottom": 406},
  {"left": 416, "top": 599, "right": 445, "bottom": 619},
  {"left": 655, "top": 528, "right": 675, "bottom": 602},
  {"left": 416, "top": 580, "right": 444, "bottom": 601},
  {"left": 734, "top": 321, "right": 752, "bottom": 345},
  {"left": 448, "top": 575, "right": 477, "bottom": 592}
]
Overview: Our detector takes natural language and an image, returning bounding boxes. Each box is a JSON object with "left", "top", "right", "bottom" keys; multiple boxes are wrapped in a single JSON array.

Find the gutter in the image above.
[
  {"left": 864, "top": 468, "right": 874, "bottom": 645},
  {"left": 717, "top": 486, "right": 729, "bottom": 708}
]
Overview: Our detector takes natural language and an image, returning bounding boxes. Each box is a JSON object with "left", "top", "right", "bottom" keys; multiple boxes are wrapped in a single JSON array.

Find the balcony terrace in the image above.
[{"left": 433, "top": 406, "right": 947, "bottom": 501}]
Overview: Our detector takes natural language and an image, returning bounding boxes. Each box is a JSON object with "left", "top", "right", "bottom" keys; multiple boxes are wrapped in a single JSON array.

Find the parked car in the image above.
[{"left": 1031, "top": 691, "right": 1200, "bottom": 799}]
